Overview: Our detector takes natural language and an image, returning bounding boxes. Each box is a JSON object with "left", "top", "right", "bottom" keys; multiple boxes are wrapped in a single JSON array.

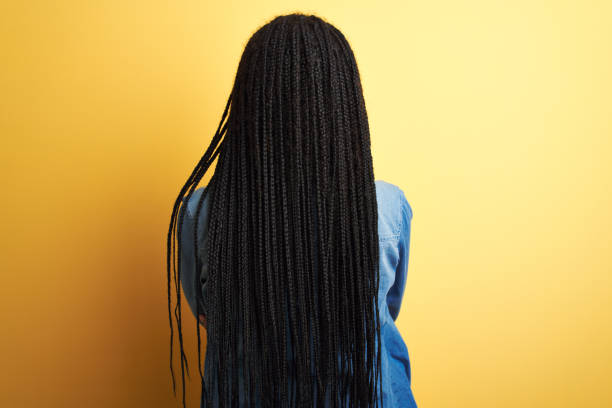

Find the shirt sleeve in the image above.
[
  {"left": 387, "top": 189, "right": 413, "bottom": 321},
  {"left": 178, "top": 191, "right": 206, "bottom": 320}
]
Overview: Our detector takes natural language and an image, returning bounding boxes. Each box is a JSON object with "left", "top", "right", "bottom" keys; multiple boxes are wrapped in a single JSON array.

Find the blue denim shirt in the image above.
[{"left": 179, "top": 179, "right": 417, "bottom": 407}]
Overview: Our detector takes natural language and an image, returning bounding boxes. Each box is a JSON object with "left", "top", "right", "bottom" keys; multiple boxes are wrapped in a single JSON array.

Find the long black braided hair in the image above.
[{"left": 167, "top": 13, "right": 382, "bottom": 408}]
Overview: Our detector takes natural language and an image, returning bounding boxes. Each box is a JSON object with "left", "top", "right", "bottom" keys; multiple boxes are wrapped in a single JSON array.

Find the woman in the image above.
[{"left": 167, "top": 13, "right": 417, "bottom": 408}]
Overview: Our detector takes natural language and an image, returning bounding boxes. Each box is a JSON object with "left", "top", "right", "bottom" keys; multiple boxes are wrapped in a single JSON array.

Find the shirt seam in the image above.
[
  {"left": 395, "top": 186, "right": 408, "bottom": 240},
  {"left": 379, "top": 234, "right": 400, "bottom": 242}
]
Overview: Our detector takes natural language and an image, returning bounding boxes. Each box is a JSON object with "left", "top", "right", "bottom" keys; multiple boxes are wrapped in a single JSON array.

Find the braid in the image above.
[{"left": 167, "top": 13, "right": 382, "bottom": 408}]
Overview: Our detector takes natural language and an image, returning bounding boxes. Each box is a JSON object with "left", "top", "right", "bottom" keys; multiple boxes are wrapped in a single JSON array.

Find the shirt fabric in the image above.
[{"left": 179, "top": 179, "right": 417, "bottom": 407}]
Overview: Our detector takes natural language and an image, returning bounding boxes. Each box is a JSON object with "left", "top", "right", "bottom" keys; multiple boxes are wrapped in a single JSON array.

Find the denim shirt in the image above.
[{"left": 179, "top": 179, "right": 417, "bottom": 407}]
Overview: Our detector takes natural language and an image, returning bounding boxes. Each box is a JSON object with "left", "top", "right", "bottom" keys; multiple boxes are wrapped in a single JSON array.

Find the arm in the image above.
[
  {"left": 387, "top": 190, "right": 413, "bottom": 321},
  {"left": 178, "top": 190, "right": 207, "bottom": 327}
]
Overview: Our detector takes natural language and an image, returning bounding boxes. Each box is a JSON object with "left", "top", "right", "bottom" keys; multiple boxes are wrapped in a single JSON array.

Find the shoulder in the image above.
[
  {"left": 375, "top": 180, "right": 406, "bottom": 203},
  {"left": 181, "top": 185, "right": 210, "bottom": 218},
  {"left": 375, "top": 179, "right": 412, "bottom": 218},
  {"left": 374, "top": 180, "right": 413, "bottom": 239},
  {"left": 179, "top": 185, "right": 212, "bottom": 247}
]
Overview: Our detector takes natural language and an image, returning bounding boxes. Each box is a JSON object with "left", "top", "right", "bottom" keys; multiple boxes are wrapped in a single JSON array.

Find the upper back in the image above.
[{"left": 185, "top": 179, "right": 411, "bottom": 251}]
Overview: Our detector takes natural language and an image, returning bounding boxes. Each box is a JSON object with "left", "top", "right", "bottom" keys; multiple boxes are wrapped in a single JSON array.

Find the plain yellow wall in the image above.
[{"left": 1, "top": 1, "right": 610, "bottom": 407}]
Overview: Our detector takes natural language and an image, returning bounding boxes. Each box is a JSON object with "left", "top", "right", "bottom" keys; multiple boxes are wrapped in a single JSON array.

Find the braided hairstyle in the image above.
[{"left": 167, "top": 13, "right": 382, "bottom": 408}]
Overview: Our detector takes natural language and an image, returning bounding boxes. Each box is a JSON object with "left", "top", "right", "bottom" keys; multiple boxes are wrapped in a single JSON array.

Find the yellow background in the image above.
[{"left": 1, "top": 1, "right": 610, "bottom": 407}]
